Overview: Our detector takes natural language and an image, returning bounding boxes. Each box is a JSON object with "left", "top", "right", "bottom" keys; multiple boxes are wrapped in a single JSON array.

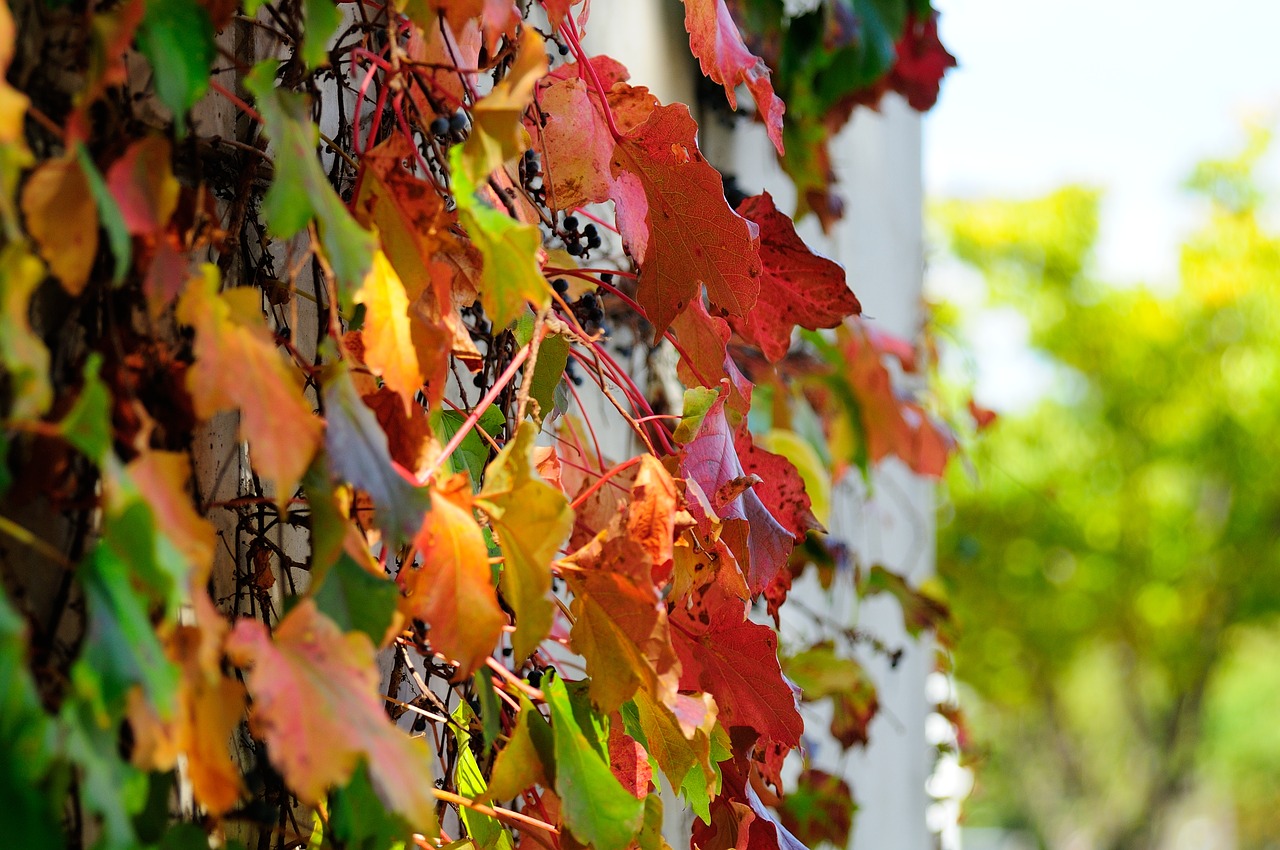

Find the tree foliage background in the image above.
[
  {"left": 936, "top": 129, "right": 1280, "bottom": 850},
  {"left": 0, "top": 0, "right": 961, "bottom": 848}
]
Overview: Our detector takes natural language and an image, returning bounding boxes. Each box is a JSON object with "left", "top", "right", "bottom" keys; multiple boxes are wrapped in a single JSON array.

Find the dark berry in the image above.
[
  {"left": 412, "top": 713, "right": 428, "bottom": 733},
  {"left": 600, "top": 273, "right": 614, "bottom": 284},
  {"left": 557, "top": 42, "right": 569, "bottom": 56},
  {"left": 527, "top": 668, "right": 543, "bottom": 687},
  {"left": 552, "top": 278, "right": 569, "bottom": 294},
  {"left": 448, "top": 111, "right": 468, "bottom": 133},
  {"left": 563, "top": 215, "right": 579, "bottom": 231},
  {"left": 429, "top": 116, "right": 449, "bottom": 136},
  {"left": 473, "top": 373, "right": 487, "bottom": 388},
  {"left": 587, "top": 234, "right": 602, "bottom": 249},
  {"left": 565, "top": 242, "right": 583, "bottom": 256},
  {"left": 580, "top": 293, "right": 598, "bottom": 310},
  {"left": 583, "top": 223, "right": 597, "bottom": 238}
]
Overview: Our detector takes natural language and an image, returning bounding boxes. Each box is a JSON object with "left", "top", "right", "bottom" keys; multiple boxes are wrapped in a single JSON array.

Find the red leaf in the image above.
[
  {"left": 732, "top": 192, "right": 860, "bottom": 362},
  {"left": 692, "top": 756, "right": 808, "bottom": 850},
  {"left": 680, "top": 393, "right": 794, "bottom": 594},
  {"left": 889, "top": 13, "right": 957, "bottom": 112},
  {"left": 608, "top": 720, "right": 653, "bottom": 799},
  {"left": 681, "top": 0, "right": 786, "bottom": 154},
  {"left": 106, "top": 135, "right": 178, "bottom": 235},
  {"left": 670, "top": 583, "right": 801, "bottom": 748},
  {"left": 608, "top": 104, "right": 761, "bottom": 336},
  {"left": 733, "top": 424, "right": 822, "bottom": 539},
  {"left": 670, "top": 298, "right": 752, "bottom": 416}
]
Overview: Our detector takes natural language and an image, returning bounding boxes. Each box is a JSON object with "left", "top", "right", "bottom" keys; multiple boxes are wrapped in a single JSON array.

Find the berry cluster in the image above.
[
  {"left": 559, "top": 214, "right": 602, "bottom": 257},
  {"left": 520, "top": 148, "right": 545, "bottom": 204},
  {"left": 428, "top": 110, "right": 470, "bottom": 145}
]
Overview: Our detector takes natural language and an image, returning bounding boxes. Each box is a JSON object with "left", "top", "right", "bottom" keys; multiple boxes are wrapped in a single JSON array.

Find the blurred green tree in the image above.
[{"left": 934, "top": 128, "right": 1280, "bottom": 850}]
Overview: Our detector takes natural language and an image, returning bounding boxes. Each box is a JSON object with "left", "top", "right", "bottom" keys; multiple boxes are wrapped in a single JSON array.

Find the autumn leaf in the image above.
[
  {"left": 680, "top": 0, "right": 785, "bottom": 154},
  {"left": 452, "top": 701, "right": 514, "bottom": 850},
  {"left": 0, "top": 0, "right": 28, "bottom": 147},
  {"left": 670, "top": 297, "right": 752, "bottom": 415},
  {"left": 399, "top": 474, "right": 504, "bottom": 677},
  {"left": 106, "top": 135, "right": 179, "bottom": 235},
  {"left": 529, "top": 75, "right": 614, "bottom": 210},
  {"left": 178, "top": 264, "right": 323, "bottom": 503},
  {"left": 669, "top": 583, "right": 802, "bottom": 749},
  {"left": 0, "top": 245, "right": 51, "bottom": 419},
  {"left": 784, "top": 642, "right": 878, "bottom": 749},
  {"left": 619, "top": 688, "right": 720, "bottom": 820},
  {"left": 732, "top": 192, "right": 861, "bottom": 362},
  {"left": 608, "top": 103, "right": 762, "bottom": 336},
  {"left": 20, "top": 153, "right": 97, "bottom": 295},
  {"left": 322, "top": 366, "right": 431, "bottom": 545},
  {"left": 680, "top": 392, "right": 794, "bottom": 595},
  {"left": 733, "top": 425, "right": 823, "bottom": 539},
  {"left": 486, "top": 692, "right": 551, "bottom": 801},
  {"left": 858, "top": 564, "right": 953, "bottom": 646},
  {"left": 889, "top": 13, "right": 957, "bottom": 112},
  {"left": 226, "top": 600, "right": 437, "bottom": 831},
  {"left": 402, "top": 0, "right": 518, "bottom": 54},
  {"left": 460, "top": 28, "right": 547, "bottom": 182},
  {"left": 363, "top": 386, "right": 435, "bottom": 476},
  {"left": 543, "top": 674, "right": 645, "bottom": 850},
  {"left": 693, "top": 757, "right": 808, "bottom": 850},
  {"left": 354, "top": 251, "right": 424, "bottom": 412},
  {"left": 246, "top": 61, "right": 376, "bottom": 292},
  {"left": 476, "top": 422, "right": 573, "bottom": 661},
  {"left": 449, "top": 147, "right": 548, "bottom": 330}
]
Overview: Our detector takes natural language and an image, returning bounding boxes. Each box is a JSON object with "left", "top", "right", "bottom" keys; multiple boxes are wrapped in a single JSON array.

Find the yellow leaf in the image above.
[
  {"left": 461, "top": 27, "right": 548, "bottom": 183},
  {"left": 20, "top": 154, "right": 98, "bottom": 294},
  {"left": 355, "top": 250, "right": 424, "bottom": 413},
  {"left": 177, "top": 264, "right": 322, "bottom": 503},
  {"left": 0, "top": 0, "right": 28, "bottom": 147},
  {"left": 476, "top": 421, "right": 573, "bottom": 661},
  {"left": 0, "top": 244, "right": 51, "bottom": 419}
]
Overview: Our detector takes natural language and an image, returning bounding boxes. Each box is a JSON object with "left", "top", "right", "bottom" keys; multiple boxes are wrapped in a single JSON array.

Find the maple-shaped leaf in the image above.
[
  {"left": 731, "top": 192, "right": 861, "bottom": 362},
  {"left": 323, "top": 366, "right": 431, "bottom": 545},
  {"left": 354, "top": 251, "right": 424, "bottom": 412},
  {"left": 449, "top": 147, "right": 548, "bottom": 330},
  {"left": 0, "top": 245, "right": 51, "bottom": 419},
  {"left": 105, "top": 135, "right": 178, "bottom": 235},
  {"left": 543, "top": 674, "right": 645, "bottom": 850},
  {"left": 178, "top": 264, "right": 322, "bottom": 503},
  {"left": 733, "top": 425, "right": 823, "bottom": 539},
  {"left": 669, "top": 583, "right": 802, "bottom": 749},
  {"left": 20, "top": 153, "right": 97, "bottom": 294},
  {"left": 609, "top": 103, "right": 762, "bottom": 336},
  {"left": 460, "top": 28, "right": 547, "bottom": 183},
  {"left": 399, "top": 474, "right": 504, "bottom": 677},
  {"left": 476, "top": 422, "right": 573, "bottom": 660},
  {"left": 670, "top": 298, "right": 752, "bottom": 415},
  {"left": 681, "top": 0, "right": 786, "bottom": 154},
  {"left": 246, "top": 61, "right": 376, "bottom": 292},
  {"left": 680, "top": 393, "right": 794, "bottom": 595},
  {"left": 226, "top": 600, "right": 437, "bottom": 830},
  {"left": 783, "top": 642, "right": 877, "bottom": 749}
]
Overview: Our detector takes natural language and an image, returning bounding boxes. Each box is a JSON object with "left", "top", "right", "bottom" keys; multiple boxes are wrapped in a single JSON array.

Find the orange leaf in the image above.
[
  {"left": 399, "top": 474, "right": 505, "bottom": 677},
  {"left": 226, "top": 600, "right": 437, "bottom": 830},
  {"left": 177, "top": 264, "right": 322, "bottom": 502},
  {"left": 20, "top": 154, "right": 98, "bottom": 294}
]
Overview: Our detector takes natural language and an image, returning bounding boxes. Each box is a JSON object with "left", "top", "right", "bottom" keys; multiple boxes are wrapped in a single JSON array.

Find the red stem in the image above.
[
  {"left": 562, "top": 17, "right": 623, "bottom": 142},
  {"left": 209, "top": 80, "right": 262, "bottom": 125},
  {"left": 569, "top": 456, "right": 642, "bottom": 509}
]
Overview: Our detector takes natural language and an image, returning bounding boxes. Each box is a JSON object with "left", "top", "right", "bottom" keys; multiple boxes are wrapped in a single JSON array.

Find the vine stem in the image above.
[
  {"left": 430, "top": 789, "right": 560, "bottom": 835},
  {"left": 568, "top": 455, "right": 642, "bottom": 509},
  {"left": 209, "top": 79, "right": 262, "bottom": 124},
  {"left": 561, "top": 16, "right": 623, "bottom": 142},
  {"left": 421, "top": 343, "right": 531, "bottom": 484}
]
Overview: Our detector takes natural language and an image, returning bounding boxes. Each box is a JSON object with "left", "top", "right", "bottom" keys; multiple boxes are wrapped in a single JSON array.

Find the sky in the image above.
[
  {"left": 924, "top": 0, "right": 1280, "bottom": 285},
  {"left": 922, "top": 0, "right": 1280, "bottom": 409}
]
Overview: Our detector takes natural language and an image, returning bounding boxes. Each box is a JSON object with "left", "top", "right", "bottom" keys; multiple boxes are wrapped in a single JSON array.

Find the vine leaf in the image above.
[
  {"left": 405, "top": 0, "right": 518, "bottom": 53},
  {"left": 670, "top": 297, "right": 752, "bottom": 416},
  {"left": 20, "top": 153, "right": 97, "bottom": 294},
  {"left": 485, "top": 692, "right": 551, "bottom": 801},
  {"left": 399, "top": 473, "right": 505, "bottom": 677},
  {"left": 362, "top": 386, "right": 435, "bottom": 476},
  {"left": 858, "top": 564, "right": 953, "bottom": 645},
  {"left": 136, "top": 0, "right": 215, "bottom": 134},
  {"left": 322, "top": 366, "right": 431, "bottom": 545},
  {"left": 733, "top": 425, "right": 823, "bottom": 538},
  {"left": 301, "top": 0, "right": 341, "bottom": 69},
  {"left": 620, "top": 689, "right": 721, "bottom": 820},
  {"left": 608, "top": 103, "right": 762, "bottom": 336},
  {"left": 783, "top": 643, "right": 878, "bottom": 749},
  {"left": 0, "top": 0, "right": 28, "bottom": 146},
  {"left": 543, "top": 674, "right": 645, "bottom": 850},
  {"left": 311, "top": 554, "right": 400, "bottom": 646},
  {"left": 354, "top": 251, "right": 424, "bottom": 413},
  {"left": 0, "top": 245, "right": 51, "bottom": 419},
  {"left": 105, "top": 135, "right": 178, "bottom": 235},
  {"left": 692, "top": 757, "right": 808, "bottom": 850},
  {"left": 226, "top": 600, "right": 437, "bottom": 831},
  {"left": 531, "top": 75, "right": 614, "bottom": 209},
  {"left": 461, "top": 27, "right": 547, "bottom": 183},
  {"left": 476, "top": 422, "right": 573, "bottom": 661},
  {"left": 731, "top": 192, "right": 860, "bottom": 362},
  {"left": 778, "top": 769, "right": 856, "bottom": 850},
  {"left": 177, "top": 264, "right": 322, "bottom": 504},
  {"left": 680, "top": 393, "right": 794, "bottom": 594},
  {"left": 246, "top": 61, "right": 376, "bottom": 292},
  {"left": 669, "top": 583, "right": 802, "bottom": 749},
  {"left": 449, "top": 147, "right": 548, "bottom": 330},
  {"left": 680, "top": 0, "right": 785, "bottom": 154},
  {"left": 453, "top": 701, "right": 514, "bottom": 850}
]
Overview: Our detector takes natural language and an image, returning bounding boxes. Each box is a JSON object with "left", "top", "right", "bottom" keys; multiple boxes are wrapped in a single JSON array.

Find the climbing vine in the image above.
[{"left": 0, "top": 0, "right": 959, "bottom": 847}]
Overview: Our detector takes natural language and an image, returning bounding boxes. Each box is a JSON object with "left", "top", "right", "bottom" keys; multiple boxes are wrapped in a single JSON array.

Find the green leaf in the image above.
[
  {"left": 0, "top": 586, "right": 66, "bottom": 850},
  {"left": 429, "top": 407, "right": 505, "bottom": 487},
  {"left": 0, "top": 245, "right": 52, "bottom": 421},
  {"left": 543, "top": 674, "right": 644, "bottom": 850},
  {"left": 673, "top": 385, "right": 720, "bottom": 443},
  {"left": 74, "top": 144, "right": 130, "bottom": 285},
  {"left": 99, "top": 499, "right": 187, "bottom": 621},
  {"left": 246, "top": 61, "right": 376, "bottom": 293},
  {"left": 323, "top": 365, "right": 431, "bottom": 545},
  {"left": 329, "top": 761, "right": 415, "bottom": 850},
  {"left": 60, "top": 697, "right": 150, "bottom": 850},
  {"left": 449, "top": 147, "right": 548, "bottom": 330},
  {"left": 452, "top": 701, "right": 514, "bottom": 850},
  {"left": 301, "top": 0, "right": 342, "bottom": 68},
  {"left": 486, "top": 692, "right": 552, "bottom": 802},
  {"left": 312, "top": 554, "right": 398, "bottom": 644},
  {"left": 475, "top": 422, "right": 573, "bottom": 661},
  {"left": 474, "top": 667, "right": 501, "bottom": 752},
  {"left": 58, "top": 354, "right": 112, "bottom": 463},
  {"left": 159, "top": 822, "right": 212, "bottom": 850},
  {"left": 136, "top": 0, "right": 215, "bottom": 135},
  {"left": 302, "top": 456, "right": 347, "bottom": 583}
]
